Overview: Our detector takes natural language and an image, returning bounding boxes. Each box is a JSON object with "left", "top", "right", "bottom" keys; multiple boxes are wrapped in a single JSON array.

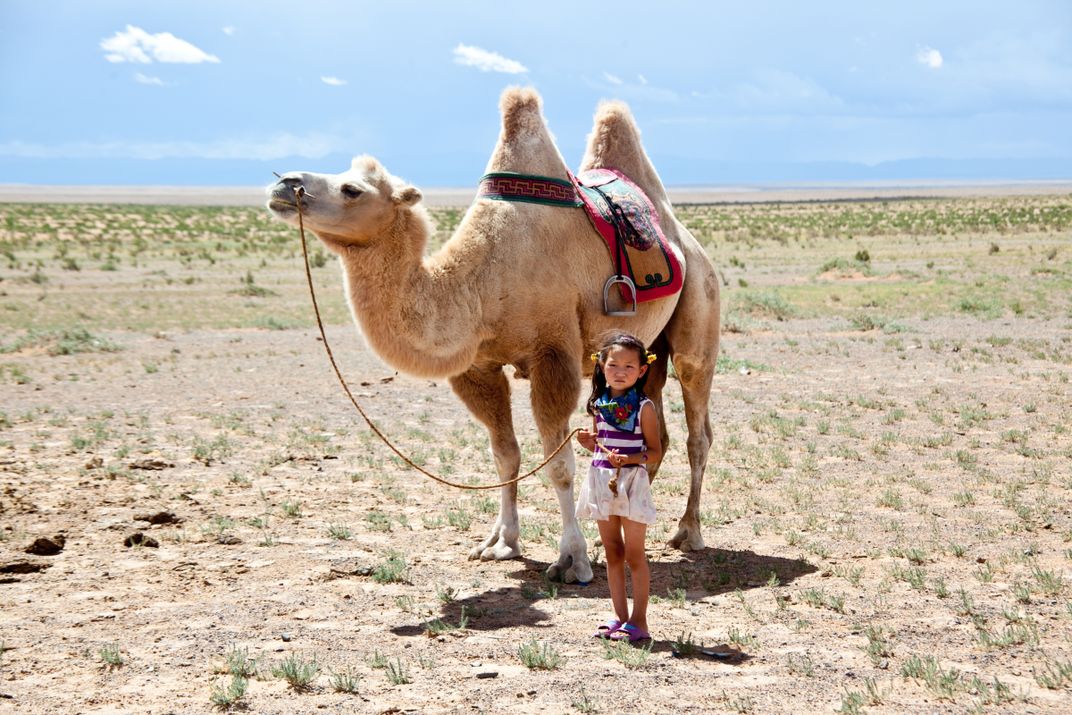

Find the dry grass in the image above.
[{"left": 0, "top": 195, "right": 1070, "bottom": 712}]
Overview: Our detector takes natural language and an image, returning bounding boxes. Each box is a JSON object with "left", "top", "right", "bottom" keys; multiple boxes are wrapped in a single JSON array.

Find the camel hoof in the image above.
[
  {"left": 568, "top": 560, "right": 593, "bottom": 585},
  {"left": 546, "top": 555, "right": 593, "bottom": 584},
  {"left": 668, "top": 525, "right": 705, "bottom": 552},
  {"left": 479, "top": 541, "right": 520, "bottom": 561},
  {"left": 546, "top": 562, "right": 578, "bottom": 584}
]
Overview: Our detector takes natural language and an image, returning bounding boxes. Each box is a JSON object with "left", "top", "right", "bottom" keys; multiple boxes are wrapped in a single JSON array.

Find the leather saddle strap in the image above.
[{"left": 590, "top": 183, "right": 642, "bottom": 280}]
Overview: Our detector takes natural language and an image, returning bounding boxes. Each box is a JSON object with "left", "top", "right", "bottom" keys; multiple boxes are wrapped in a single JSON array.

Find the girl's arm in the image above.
[
  {"left": 637, "top": 402, "right": 663, "bottom": 467},
  {"left": 576, "top": 416, "right": 599, "bottom": 451}
]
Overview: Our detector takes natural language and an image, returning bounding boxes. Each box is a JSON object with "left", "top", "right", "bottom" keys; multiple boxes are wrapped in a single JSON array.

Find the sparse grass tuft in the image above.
[
  {"left": 518, "top": 640, "right": 564, "bottom": 670},
  {"left": 99, "top": 642, "right": 124, "bottom": 670},
  {"left": 327, "top": 523, "right": 352, "bottom": 540},
  {"left": 330, "top": 667, "right": 361, "bottom": 694},
  {"left": 2, "top": 327, "right": 121, "bottom": 356},
  {"left": 385, "top": 658, "right": 411, "bottom": 685},
  {"left": 372, "top": 551, "right": 408, "bottom": 584},
  {"left": 271, "top": 653, "right": 319, "bottom": 691},
  {"left": 672, "top": 632, "right": 700, "bottom": 656},
  {"left": 224, "top": 646, "right": 257, "bottom": 677},
  {"left": 209, "top": 675, "right": 248, "bottom": 710},
  {"left": 600, "top": 638, "right": 653, "bottom": 669},
  {"left": 900, "top": 653, "right": 962, "bottom": 700},
  {"left": 1034, "top": 658, "right": 1072, "bottom": 690}
]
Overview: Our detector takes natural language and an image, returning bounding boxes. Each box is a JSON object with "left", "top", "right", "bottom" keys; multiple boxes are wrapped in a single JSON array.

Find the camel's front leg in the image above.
[
  {"left": 541, "top": 441, "right": 592, "bottom": 583},
  {"left": 530, "top": 351, "right": 593, "bottom": 584},
  {"left": 469, "top": 477, "right": 520, "bottom": 561},
  {"left": 449, "top": 366, "right": 522, "bottom": 561}
]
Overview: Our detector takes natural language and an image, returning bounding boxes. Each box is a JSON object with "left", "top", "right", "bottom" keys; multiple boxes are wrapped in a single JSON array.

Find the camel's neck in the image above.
[{"left": 333, "top": 206, "right": 484, "bottom": 378}]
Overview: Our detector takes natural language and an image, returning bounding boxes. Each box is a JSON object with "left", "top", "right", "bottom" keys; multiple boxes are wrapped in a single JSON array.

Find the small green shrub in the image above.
[
  {"left": 518, "top": 640, "right": 563, "bottom": 670},
  {"left": 271, "top": 653, "right": 318, "bottom": 691}
]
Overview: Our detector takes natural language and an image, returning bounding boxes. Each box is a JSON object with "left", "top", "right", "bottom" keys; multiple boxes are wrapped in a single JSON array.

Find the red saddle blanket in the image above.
[
  {"left": 475, "top": 168, "right": 683, "bottom": 304},
  {"left": 570, "top": 168, "right": 683, "bottom": 304}
]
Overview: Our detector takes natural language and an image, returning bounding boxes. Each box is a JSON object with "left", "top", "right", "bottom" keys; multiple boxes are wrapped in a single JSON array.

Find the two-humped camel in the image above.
[{"left": 267, "top": 87, "right": 720, "bottom": 583}]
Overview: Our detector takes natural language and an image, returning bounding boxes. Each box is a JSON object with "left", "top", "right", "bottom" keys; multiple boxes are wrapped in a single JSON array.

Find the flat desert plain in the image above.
[{"left": 0, "top": 187, "right": 1070, "bottom": 714}]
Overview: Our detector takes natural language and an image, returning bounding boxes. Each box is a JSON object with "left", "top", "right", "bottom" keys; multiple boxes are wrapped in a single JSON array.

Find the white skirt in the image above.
[{"left": 575, "top": 464, "right": 657, "bottom": 525}]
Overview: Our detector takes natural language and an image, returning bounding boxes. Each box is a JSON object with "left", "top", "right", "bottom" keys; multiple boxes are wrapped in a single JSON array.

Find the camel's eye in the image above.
[{"left": 341, "top": 184, "right": 364, "bottom": 199}]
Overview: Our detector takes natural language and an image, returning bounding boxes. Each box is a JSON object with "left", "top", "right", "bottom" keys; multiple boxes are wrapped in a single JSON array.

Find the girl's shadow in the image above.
[{"left": 390, "top": 547, "right": 816, "bottom": 640}]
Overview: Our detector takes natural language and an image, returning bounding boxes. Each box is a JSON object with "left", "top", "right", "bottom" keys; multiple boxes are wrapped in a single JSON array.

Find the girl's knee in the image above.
[
  {"left": 624, "top": 550, "right": 648, "bottom": 572},
  {"left": 603, "top": 540, "right": 626, "bottom": 562}
]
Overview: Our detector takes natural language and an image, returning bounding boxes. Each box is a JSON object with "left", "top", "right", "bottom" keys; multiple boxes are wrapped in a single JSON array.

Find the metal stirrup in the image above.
[{"left": 603, "top": 274, "right": 637, "bottom": 316}]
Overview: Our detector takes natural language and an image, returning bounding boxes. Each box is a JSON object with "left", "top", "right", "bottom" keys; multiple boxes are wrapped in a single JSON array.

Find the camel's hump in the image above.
[{"left": 499, "top": 86, "right": 546, "bottom": 142}]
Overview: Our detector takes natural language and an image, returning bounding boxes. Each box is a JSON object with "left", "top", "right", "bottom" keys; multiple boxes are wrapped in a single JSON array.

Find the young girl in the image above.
[{"left": 576, "top": 333, "right": 662, "bottom": 643}]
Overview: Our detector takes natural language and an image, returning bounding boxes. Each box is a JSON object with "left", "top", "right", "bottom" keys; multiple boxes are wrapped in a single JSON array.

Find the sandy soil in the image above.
[
  {"left": 1, "top": 191, "right": 1071, "bottom": 713},
  {"left": 2, "top": 312, "right": 1070, "bottom": 713}
]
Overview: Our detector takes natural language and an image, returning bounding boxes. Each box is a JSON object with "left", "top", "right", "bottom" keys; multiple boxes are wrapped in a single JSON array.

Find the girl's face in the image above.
[{"left": 602, "top": 345, "right": 647, "bottom": 395}]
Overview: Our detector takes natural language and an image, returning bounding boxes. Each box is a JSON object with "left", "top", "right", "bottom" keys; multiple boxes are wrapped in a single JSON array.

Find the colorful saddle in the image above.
[{"left": 475, "top": 168, "right": 683, "bottom": 315}]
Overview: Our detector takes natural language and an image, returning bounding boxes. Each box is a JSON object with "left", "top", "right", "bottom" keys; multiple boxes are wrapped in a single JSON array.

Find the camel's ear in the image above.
[{"left": 393, "top": 185, "right": 422, "bottom": 206}]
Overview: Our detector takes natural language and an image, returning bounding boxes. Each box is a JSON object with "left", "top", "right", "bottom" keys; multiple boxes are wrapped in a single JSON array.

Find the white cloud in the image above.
[
  {"left": 321, "top": 76, "right": 347, "bottom": 86},
  {"left": 916, "top": 46, "right": 943, "bottom": 69},
  {"left": 101, "top": 25, "right": 220, "bottom": 64},
  {"left": 603, "top": 72, "right": 623, "bottom": 85},
  {"left": 637, "top": 74, "right": 648, "bottom": 85},
  {"left": 0, "top": 132, "right": 348, "bottom": 161},
  {"left": 452, "top": 44, "right": 527, "bottom": 74},
  {"left": 134, "top": 73, "right": 165, "bottom": 86},
  {"left": 222, "top": 26, "right": 236, "bottom": 36}
]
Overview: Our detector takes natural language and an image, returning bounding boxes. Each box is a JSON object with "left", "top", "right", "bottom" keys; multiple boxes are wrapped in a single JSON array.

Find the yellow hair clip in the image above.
[
  {"left": 590, "top": 353, "right": 599, "bottom": 362},
  {"left": 646, "top": 352, "right": 657, "bottom": 364}
]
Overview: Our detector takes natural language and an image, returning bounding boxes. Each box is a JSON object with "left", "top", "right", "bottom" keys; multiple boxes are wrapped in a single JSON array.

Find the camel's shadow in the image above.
[{"left": 389, "top": 547, "right": 816, "bottom": 641}]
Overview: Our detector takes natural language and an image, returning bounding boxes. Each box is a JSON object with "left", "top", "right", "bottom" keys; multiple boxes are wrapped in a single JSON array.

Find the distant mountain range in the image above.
[{"left": 0, "top": 155, "right": 1068, "bottom": 187}]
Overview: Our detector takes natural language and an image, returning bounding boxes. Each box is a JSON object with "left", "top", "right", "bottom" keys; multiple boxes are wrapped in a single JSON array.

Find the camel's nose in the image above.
[
  {"left": 268, "top": 172, "right": 306, "bottom": 202},
  {"left": 278, "top": 171, "right": 304, "bottom": 186},
  {"left": 277, "top": 172, "right": 304, "bottom": 189}
]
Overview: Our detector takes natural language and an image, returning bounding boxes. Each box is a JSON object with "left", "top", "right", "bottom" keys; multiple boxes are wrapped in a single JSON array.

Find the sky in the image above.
[{"left": 1, "top": 1, "right": 1071, "bottom": 186}]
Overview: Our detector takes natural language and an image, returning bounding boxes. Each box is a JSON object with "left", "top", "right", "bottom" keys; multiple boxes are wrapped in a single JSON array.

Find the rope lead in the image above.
[{"left": 293, "top": 186, "right": 583, "bottom": 490}]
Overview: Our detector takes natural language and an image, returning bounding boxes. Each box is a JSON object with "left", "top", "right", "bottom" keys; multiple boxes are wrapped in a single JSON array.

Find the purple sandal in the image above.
[
  {"left": 592, "top": 619, "right": 623, "bottom": 639},
  {"left": 609, "top": 623, "right": 651, "bottom": 642}
]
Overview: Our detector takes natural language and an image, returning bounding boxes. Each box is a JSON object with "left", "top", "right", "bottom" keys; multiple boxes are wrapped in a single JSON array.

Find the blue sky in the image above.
[{"left": 1, "top": 1, "right": 1070, "bottom": 186}]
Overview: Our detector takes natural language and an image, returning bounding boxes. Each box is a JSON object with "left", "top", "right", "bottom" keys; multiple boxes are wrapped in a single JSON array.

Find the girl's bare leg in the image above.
[
  {"left": 597, "top": 517, "right": 628, "bottom": 623},
  {"left": 621, "top": 518, "right": 650, "bottom": 632}
]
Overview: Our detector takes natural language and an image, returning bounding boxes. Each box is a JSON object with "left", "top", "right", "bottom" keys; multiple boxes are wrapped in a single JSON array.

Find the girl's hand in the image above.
[
  {"left": 608, "top": 450, "right": 625, "bottom": 467},
  {"left": 576, "top": 429, "right": 596, "bottom": 451}
]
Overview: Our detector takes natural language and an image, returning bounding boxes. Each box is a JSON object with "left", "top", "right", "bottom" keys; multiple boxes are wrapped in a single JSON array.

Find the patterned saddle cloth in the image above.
[
  {"left": 570, "top": 168, "right": 682, "bottom": 304},
  {"left": 475, "top": 169, "right": 683, "bottom": 305}
]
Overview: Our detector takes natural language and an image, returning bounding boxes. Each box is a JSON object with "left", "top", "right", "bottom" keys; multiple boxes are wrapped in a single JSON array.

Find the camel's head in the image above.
[{"left": 266, "top": 155, "right": 422, "bottom": 249}]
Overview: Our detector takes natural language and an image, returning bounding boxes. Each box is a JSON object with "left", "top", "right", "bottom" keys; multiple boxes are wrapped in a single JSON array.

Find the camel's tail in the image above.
[{"left": 580, "top": 100, "right": 669, "bottom": 207}]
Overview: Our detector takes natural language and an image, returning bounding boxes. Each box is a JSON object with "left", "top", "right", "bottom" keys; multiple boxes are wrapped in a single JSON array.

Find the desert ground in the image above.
[{"left": 1, "top": 188, "right": 1070, "bottom": 714}]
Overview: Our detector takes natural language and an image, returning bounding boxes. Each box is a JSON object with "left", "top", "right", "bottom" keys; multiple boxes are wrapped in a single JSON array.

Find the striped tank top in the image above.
[{"left": 592, "top": 398, "right": 651, "bottom": 469}]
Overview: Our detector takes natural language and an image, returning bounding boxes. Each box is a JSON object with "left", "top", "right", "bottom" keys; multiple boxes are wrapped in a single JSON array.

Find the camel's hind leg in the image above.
[
  {"left": 529, "top": 347, "right": 593, "bottom": 584},
  {"left": 664, "top": 247, "right": 721, "bottom": 552},
  {"left": 449, "top": 364, "right": 522, "bottom": 561}
]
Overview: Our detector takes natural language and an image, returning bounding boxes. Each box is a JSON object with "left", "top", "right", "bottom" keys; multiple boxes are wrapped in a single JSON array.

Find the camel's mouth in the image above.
[{"left": 267, "top": 198, "right": 299, "bottom": 214}]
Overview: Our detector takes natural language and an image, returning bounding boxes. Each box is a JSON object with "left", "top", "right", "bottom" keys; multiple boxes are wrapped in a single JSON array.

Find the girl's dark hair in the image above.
[{"left": 585, "top": 332, "right": 651, "bottom": 415}]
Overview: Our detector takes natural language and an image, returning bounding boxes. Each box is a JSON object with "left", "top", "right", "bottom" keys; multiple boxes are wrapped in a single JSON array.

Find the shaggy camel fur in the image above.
[{"left": 266, "top": 88, "right": 720, "bottom": 583}]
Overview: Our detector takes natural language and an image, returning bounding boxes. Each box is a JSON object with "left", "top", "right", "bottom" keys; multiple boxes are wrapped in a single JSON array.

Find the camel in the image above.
[{"left": 266, "top": 87, "right": 720, "bottom": 583}]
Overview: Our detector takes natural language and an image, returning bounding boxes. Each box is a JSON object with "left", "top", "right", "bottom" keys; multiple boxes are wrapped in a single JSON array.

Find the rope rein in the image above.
[{"left": 293, "top": 186, "right": 603, "bottom": 491}]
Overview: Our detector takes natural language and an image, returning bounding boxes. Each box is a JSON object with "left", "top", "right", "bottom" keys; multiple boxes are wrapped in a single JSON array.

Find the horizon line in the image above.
[{"left": 2, "top": 180, "right": 1071, "bottom": 207}]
